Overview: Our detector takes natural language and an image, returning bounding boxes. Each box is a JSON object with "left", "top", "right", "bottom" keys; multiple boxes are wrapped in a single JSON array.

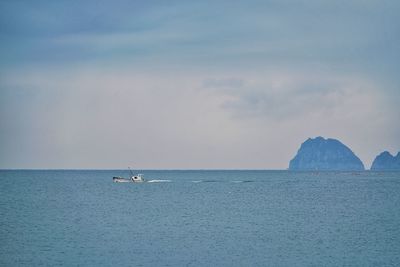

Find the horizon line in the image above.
[
  {"left": 0, "top": 168, "right": 286, "bottom": 171},
  {"left": 0, "top": 168, "right": 391, "bottom": 172}
]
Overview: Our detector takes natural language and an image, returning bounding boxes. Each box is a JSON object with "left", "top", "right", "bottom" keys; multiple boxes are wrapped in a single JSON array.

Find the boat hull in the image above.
[
  {"left": 113, "top": 177, "right": 130, "bottom": 183},
  {"left": 113, "top": 176, "right": 144, "bottom": 183}
]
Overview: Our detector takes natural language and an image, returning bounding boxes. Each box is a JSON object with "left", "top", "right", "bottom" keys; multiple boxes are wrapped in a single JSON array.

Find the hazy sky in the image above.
[{"left": 1, "top": 0, "right": 399, "bottom": 169}]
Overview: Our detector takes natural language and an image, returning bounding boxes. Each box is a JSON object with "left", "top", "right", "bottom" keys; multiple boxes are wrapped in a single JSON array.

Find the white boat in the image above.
[{"left": 113, "top": 168, "right": 145, "bottom": 183}]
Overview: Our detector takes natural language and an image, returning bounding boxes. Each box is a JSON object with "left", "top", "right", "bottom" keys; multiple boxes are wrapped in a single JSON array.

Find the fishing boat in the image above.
[{"left": 113, "top": 168, "right": 145, "bottom": 183}]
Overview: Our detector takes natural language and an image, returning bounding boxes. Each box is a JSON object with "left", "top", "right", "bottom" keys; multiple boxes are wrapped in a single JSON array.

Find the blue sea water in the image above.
[{"left": 1, "top": 170, "right": 400, "bottom": 266}]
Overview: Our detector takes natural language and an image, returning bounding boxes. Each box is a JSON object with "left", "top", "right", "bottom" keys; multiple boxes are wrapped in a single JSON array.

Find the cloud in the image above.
[
  {"left": 201, "top": 72, "right": 379, "bottom": 121},
  {"left": 2, "top": 0, "right": 399, "bottom": 74},
  {"left": 202, "top": 78, "right": 245, "bottom": 89}
]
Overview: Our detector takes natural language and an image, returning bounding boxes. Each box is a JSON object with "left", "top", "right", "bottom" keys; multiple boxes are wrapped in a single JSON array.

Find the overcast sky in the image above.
[{"left": 1, "top": 0, "right": 399, "bottom": 169}]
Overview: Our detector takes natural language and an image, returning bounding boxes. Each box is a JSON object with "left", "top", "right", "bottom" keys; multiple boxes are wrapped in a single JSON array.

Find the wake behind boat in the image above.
[{"left": 113, "top": 168, "right": 144, "bottom": 183}]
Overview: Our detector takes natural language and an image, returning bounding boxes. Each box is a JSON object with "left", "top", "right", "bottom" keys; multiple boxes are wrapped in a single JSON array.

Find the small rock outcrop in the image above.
[
  {"left": 370, "top": 151, "right": 400, "bottom": 170},
  {"left": 289, "top": 136, "right": 365, "bottom": 171}
]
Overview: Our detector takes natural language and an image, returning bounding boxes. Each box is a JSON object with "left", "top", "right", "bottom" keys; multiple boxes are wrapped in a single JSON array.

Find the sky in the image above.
[{"left": 0, "top": 0, "right": 399, "bottom": 169}]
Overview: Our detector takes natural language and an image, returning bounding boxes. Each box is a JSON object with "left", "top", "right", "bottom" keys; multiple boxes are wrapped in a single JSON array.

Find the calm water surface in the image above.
[{"left": 1, "top": 170, "right": 400, "bottom": 266}]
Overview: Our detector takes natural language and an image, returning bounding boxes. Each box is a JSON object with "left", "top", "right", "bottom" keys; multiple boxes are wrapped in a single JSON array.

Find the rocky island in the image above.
[
  {"left": 289, "top": 136, "right": 365, "bottom": 171},
  {"left": 370, "top": 151, "right": 400, "bottom": 170}
]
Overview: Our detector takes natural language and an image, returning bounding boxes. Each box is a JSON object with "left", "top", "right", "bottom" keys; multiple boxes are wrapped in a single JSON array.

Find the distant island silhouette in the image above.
[
  {"left": 289, "top": 137, "right": 364, "bottom": 171},
  {"left": 371, "top": 151, "right": 400, "bottom": 170},
  {"left": 289, "top": 136, "right": 399, "bottom": 171}
]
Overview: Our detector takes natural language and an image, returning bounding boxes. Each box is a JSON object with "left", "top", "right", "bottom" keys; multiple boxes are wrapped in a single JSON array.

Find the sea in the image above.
[{"left": 1, "top": 170, "right": 399, "bottom": 266}]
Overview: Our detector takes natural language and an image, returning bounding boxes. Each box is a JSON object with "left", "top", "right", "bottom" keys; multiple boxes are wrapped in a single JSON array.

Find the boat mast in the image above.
[{"left": 128, "top": 167, "right": 134, "bottom": 177}]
